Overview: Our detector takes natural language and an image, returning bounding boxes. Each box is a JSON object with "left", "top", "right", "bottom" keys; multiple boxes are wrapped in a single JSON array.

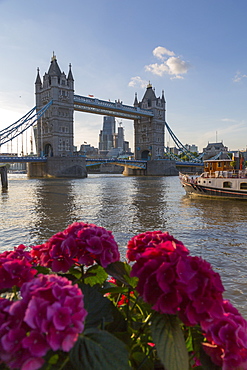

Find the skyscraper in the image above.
[{"left": 98, "top": 116, "right": 116, "bottom": 151}]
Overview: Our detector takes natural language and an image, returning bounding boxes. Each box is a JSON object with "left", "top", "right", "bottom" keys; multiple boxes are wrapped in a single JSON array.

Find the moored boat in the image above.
[{"left": 179, "top": 158, "right": 247, "bottom": 199}]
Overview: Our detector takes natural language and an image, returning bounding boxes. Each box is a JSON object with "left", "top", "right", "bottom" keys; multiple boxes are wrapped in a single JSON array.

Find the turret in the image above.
[{"left": 133, "top": 93, "right": 138, "bottom": 107}]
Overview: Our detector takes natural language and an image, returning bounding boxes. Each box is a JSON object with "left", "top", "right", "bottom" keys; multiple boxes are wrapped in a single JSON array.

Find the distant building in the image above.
[
  {"left": 185, "top": 144, "right": 198, "bottom": 153},
  {"left": 168, "top": 147, "right": 179, "bottom": 155},
  {"left": 98, "top": 116, "right": 131, "bottom": 157},
  {"left": 79, "top": 144, "right": 98, "bottom": 157},
  {"left": 98, "top": 116, "right": 115, "bottom": 151},
  {"left": 203, "top": 142, "right": 228, "bottom": 160}
]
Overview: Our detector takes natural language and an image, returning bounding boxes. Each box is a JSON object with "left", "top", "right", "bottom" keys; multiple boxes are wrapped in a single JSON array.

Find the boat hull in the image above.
[{"left": 180, "top": 174, "right": 247, "bottom": 200}]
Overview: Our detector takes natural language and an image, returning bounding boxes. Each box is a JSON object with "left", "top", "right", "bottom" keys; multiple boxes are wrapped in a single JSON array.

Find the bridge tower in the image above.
[
  {"left": 29, "top": 54, "right": 87, "bottom": 178},
  {"left": 35, "top": 53, "right": 74, "bottom": 157},
  {"left": 134, "top": 83, "right": 166, "bottom": 160}
]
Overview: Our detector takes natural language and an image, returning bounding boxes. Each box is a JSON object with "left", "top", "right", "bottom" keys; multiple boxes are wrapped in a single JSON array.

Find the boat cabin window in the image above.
[
  {"left": 223, "top": 181, "right": 232, "bottom": 188},
  {"left": 217, "top": 162, "right": 221, "bottom": 168},
  {"left": 240, "top": 183, "right": 247, "bottom": 190}
]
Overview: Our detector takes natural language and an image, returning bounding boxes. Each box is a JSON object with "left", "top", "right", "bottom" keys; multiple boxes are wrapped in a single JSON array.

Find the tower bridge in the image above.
[{"left": 0, "top": 54, "right": 201, "bottom": 180}]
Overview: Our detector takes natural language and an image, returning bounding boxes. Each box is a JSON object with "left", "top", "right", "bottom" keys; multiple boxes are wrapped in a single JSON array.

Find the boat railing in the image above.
[{"left": 202, "top": 170, "right": 247, "bottom": 179}]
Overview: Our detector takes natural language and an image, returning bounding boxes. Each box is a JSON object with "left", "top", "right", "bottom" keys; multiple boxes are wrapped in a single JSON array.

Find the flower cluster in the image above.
[
  {"left": 202, "top": 300, "right": 247, "bottom": 370},
  {"left": 127, "top": 230, "right": 189, "bottom": 261},
  {"left": 128, "top": 231, "right": 247, "bottom": 369},
  {"left": 31, "top": 222, "right": 120, "bottom": 272},
  {"left": 0, "top": 245, "right": 37, "bottom": 291},
  {"left": 0, "top": 274, "right": 87, "bottom": 370}
]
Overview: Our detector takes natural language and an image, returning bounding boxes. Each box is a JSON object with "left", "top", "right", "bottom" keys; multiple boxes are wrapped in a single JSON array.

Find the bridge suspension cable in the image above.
[
  {"left": 0, "top": 100, "right": 53, "bottom": 147},
  {"left": 165, "top": 121, "right": 201, "bottom": 162}
]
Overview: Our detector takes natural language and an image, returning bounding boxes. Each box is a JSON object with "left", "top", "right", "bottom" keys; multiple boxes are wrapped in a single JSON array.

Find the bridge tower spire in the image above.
[
  {"left": 35, "top": 54, "right": 74, "bottom": 157},
  {"left": 134, "top": 83, "right": 166, "bottom": 160}
]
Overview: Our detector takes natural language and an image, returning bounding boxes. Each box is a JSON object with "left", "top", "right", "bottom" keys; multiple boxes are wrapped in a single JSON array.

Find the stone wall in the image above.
[
  {"left": 123, "top": 159, "right": 178, "bottom": 176},
  {"left": 28, "top": 157, "right": 87, "bottom": 178}
]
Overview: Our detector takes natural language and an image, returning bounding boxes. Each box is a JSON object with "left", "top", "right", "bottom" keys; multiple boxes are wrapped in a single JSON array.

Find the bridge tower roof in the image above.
[
  {"left": 48, "top": 53, "right": 61, "bottom": 76},
  {"left": 141, "top": 83, "right": 156, "bottom": 102}
]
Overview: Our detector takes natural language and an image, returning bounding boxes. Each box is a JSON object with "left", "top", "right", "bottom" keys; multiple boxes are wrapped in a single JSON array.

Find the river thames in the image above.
[{"left": 1, "top": 173, "right": 247, "bottom": 318}]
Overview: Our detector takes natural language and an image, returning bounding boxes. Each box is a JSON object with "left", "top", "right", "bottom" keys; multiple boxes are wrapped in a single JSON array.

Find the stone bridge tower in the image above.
[
  {"left": 134, "top": 83, "right": 166, "bottom": 160},
  {"left": 35, "top": 54, "right": 74, "bottom": 157},
  {"left": 29, "top": 54, "right": 87, "bottom": 178}
]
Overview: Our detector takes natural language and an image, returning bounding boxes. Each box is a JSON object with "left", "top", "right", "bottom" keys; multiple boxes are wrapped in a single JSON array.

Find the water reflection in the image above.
[
  {"left": 30, "top": 179, "right": 77, "bottom": 244},
  {"left": 130, "top": 176, "right": 168, "bottom": 233}
]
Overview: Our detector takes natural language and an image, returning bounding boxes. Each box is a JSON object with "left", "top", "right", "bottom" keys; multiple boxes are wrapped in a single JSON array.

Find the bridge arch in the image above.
[
  {"left": 44, "top": 143, "right": 53, "bottom": 157},
  {"left": 141, "top": 150, "right": 150, "bottom": 160}
]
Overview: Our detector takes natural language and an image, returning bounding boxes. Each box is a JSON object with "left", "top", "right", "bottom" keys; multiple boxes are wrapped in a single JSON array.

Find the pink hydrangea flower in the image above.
[
  {"left": 130, "top": 239, "right": 189, "bottom": 316},
  {"left": 202, "top": 300, "right": 247, "bottom": 370},
  {"left": 0, "top": 274, "right": 87, "bottom": 370},
  {"left": 177, "top": 256, "right": 225, "bottom": 326},
  {"left": 129, "top": 232, "right": 224, "bottom": 324},
  {"left": 127, "top": 230, "right": 189, "bottom": 261},
  {"left": 0, "top": 245, "right": 37, "bottom": 291},
  {"left": 31, "top": 222, "right": 120, "bottom": 272}
]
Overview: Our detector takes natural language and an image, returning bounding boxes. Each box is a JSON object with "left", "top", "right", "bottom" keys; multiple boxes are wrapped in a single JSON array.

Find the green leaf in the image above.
[
  {"left": 70, "top": 329, "right": 131, "bottom": 370},
  {"left": 101, "top": 285, "right": 131, "bottom": 295},
  {"left": 68, "top": 266, "right": 82, "bottom": 279},
  {"left": 151, "top": 313, "right": 189, "bottom": 370},
  {"left": 131, "top": 351, "right": 154, "bottom": 370},
  {"left": 105, "top": 261, "right": 138, "bottom": 288},
  {"left": 35, "top": 265, "right": 51, "bottom": 275},
  {"left": 84, "top": 265, "right": 108, "bottom": 286},
  {"left": 105, "top": 302, "right": 127, "bottom": 333},
  {"left": 79, "top": 283, "right": 113, "bottom": 329}
]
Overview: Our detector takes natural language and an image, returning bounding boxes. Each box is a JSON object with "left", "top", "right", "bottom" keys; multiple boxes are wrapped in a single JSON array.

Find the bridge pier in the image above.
[
  {"left": 123, "top": 159, "right": 178, "bottom": 176},
  {"left": 28, "top": 157, "right": 87, "bottom": 178},
  {"left": 0, "top": 166, "right": 8, "bottom": 189}
]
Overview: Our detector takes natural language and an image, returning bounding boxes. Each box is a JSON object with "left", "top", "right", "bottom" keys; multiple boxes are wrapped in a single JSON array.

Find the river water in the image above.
[{"left": 1, "top": 173, "right": 247, "bottom": 318}]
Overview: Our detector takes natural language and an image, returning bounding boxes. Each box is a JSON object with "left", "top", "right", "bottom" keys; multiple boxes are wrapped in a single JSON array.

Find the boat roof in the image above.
[{"left": 204, "top": 159, "right": 232, "bottom": 163}]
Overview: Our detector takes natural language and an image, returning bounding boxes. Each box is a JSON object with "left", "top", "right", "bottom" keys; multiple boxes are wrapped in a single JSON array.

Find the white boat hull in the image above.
[{"left": 180, "top": 173, "right": 247, "bottom": 199}]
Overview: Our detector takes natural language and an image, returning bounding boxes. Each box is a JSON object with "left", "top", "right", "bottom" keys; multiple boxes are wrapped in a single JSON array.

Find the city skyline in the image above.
[{"left": 1, "top": 0, "right": 247, "bottom": 153}]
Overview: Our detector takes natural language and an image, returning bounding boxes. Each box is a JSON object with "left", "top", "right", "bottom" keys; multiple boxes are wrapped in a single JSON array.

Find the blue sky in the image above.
[{"left": 1, "top": 0, "right": 247, "bottom": 153}]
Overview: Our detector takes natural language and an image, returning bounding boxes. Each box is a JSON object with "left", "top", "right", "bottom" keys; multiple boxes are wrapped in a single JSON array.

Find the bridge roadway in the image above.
[
  {"left": 0, "top": 156, "right": 148, "bottom": 170},
  {"left": 0, "top": 156, "right": 203, "bottom": 169},
  {"left": 73, "top": 95, "right": 154, "bottom": 120}
]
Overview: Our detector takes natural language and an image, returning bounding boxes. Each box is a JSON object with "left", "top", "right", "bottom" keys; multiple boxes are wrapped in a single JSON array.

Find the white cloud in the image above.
[
  {"left": 166, "top": 57, "right": 190, "bottom": 75},
  {"left": 145, "top": 63, "right": 169, "bottom": 76},
  {"left": 221, "top": 118, "right": 237, "bottom": 123},
  {"left": 128, "top": 76, "right": 148, "bottom": 88},
  {"left": 128, "top": 46, "right": 190, "bottom": 87},
  {"left": 145, "top": 47, "right": 190, "bottom": 79},
  {"left": 145, "top": 56, "right": 190, "bottom": 79},
  {"left": 233, "top": 71, "right": 247, "bottom": 83},
  {"left": 153, "top": 46, "right": 175, "bottom": 59}
]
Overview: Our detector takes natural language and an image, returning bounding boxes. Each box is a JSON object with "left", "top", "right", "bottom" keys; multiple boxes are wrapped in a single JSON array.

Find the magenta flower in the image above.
[
  {"left": 127, "top": 230, "right": 189, "bottom": 261},
  {"left": 31, "top": 222, "right": 120, "bottom": 272},
  {"left": 0, "top": 274, "right": 87, "bottom": 370},
  {"left": 177, "top": 256, "right": 225, "bottom": 326},
  {"left": 202, "top": 300, "right": 247, "bottom": 370},
  {"left": 22, "top": 331, "right": 50, "bottom": 357},
  {"left": 130, "top": 241, "right": 186, "bottom": 315},
  {"left": 0, "top": 245, "right": 37, "bottom": 291}
]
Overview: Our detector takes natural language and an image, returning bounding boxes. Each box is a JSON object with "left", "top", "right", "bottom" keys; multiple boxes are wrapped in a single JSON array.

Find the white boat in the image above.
[{"left": 179, "top": 158, "right": 247, "bottom": 199}]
